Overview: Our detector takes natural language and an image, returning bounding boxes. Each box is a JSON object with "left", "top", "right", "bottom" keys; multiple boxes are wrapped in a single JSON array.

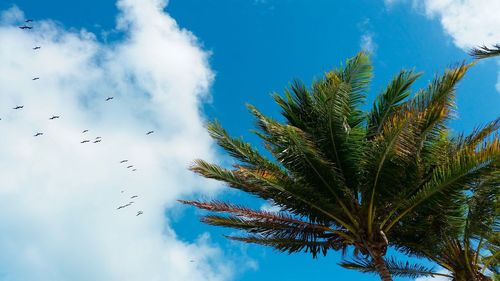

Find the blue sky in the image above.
[{"left": 0, "top": 0, "right": 498, "bottom": 281}]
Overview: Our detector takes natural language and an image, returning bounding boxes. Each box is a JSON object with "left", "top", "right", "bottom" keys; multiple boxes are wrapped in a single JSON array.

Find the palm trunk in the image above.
[{"left": 372, "top": 255, "right": 393, "bottom": 281}]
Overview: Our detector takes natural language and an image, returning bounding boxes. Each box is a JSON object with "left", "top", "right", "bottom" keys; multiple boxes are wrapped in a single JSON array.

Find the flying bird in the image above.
[
  {"left": 136, "top": 211, "right": 143, "bottom": 216},
  {"left": 130, "top": 195, "right": 138, "bottom": 199},
  {"left": 82, "top": 129, "right": 89, "bottom": 133},
  {"left": 49, "top": 115, "right": 60, "bottom": 120},
  {"left": 120, "top": 160, "right": 128, "bottom": 163},
  {"left": 18, "top": 25, "right": 33, "bottom": 30},
  {"left": 93, "top": 140, "right": 102, "bottom": 143},
  {"left": 34, "top": 132, "right": 43, "bottom": 137},
  {"left": 32, "top": 77, "right": 40, "bottom": 80},
  {"left": 13, "top": 105, "right": 24, "bottom": 110},
  {"left": 126, "top": 165, "right": 134, "bottom": 169},
  {"left": 117, "top": 202, "right": 134, "bottom": 210},
  {"left": 146, "top": 131, "right": 154, "bottom": 135},
  {"left": 132, "top": 169, "right": 137, "bottom": 172},
  {"left": 25, "top": 19, "right": 34, "bottom": 23},
  {"left": 33, "top": 46, "right": 41, "bottom": 50},
  {"left": 105, "top": 97, "right": 114, "bottom": 101},
  {"left": 81, "top": 140, "right": 90, "bottom": 143}
]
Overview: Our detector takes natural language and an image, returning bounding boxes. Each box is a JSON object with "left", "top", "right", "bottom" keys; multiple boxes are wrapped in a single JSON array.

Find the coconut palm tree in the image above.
[
  {"left": 392, "top": 120, "right": 499, "bottom": 281},
  {"left": 470, "top": 44, "right": 500, "bottom": 59},
  {"left": 180, "top": 52, "right": 500, "bottom": 281},
  {"left": 341, "top": 144, "right": 499, "bottom": 280}
]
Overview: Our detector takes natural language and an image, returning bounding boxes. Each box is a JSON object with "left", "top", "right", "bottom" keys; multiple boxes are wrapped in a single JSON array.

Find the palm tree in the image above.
[
  {"left": 470, "top": 44, "right": 500, "bottom": 59},
  {"left": 392, "top": 120, "right": 499, "bottom": 281},
  {"left": 180, "top": 53, "right": 500, "bottom": 281},
  {"left": 342, "top": 143, "right": 499, "bottom": 280}
]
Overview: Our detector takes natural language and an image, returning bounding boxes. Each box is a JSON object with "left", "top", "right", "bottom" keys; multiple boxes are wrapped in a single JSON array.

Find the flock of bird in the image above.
[{"left": 14, "top": 19, "right": 154, "bottom": 217}]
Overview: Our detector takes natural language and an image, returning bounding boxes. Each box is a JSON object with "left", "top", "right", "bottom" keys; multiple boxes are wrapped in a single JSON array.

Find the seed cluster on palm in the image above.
[{"left": 181, "top": 52, "right": 499, "bottom": 281}]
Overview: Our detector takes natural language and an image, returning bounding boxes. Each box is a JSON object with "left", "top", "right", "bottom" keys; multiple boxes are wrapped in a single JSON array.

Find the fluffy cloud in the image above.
[
  {"left": 0, "top": 1, "right": 236, "bottom": 281},
  {"left": 385, "top": 0, "right": 500, "bottom": 92},
  {"left": 422, "top": 0, "right": 500, "bottom": 49}
]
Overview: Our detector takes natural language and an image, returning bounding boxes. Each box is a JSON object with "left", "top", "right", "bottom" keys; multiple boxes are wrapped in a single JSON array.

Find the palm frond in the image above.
[
  {"left": 383, "top": 138, "right": 500, "bottom": 232},
  {"left": 368, "top": 70, "right": 421, "bottom": 137},
  {"left": 226, "top": 235, "right": 345, "bottom": 258},
  {"left": 336, "top": 51, "right": 373, "bottom": 128},
  {"left": 206, "top": 120, "right": 283, "bottom": 171},
  {"left": 409, "top": 63, "right": 472, "bottom": 148},
  {"left": 470, "top": 44, "right": 500, "bottom": 59},
  {"left": 339, "top": 256, "right": 450, "bottom": 279}
]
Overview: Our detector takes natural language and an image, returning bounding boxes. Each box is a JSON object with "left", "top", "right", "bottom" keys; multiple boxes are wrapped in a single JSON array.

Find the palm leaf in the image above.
[
  {"left": 470, "top": 44, "right": 500, "bottom": 59},
  {"left": 340, "top": 256, "right": 451, "bottom": 279}
]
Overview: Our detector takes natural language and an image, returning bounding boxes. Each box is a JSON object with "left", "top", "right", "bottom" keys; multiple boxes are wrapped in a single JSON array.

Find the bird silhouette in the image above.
[
  {"left": 146, "top": 131, "right": 154, "bottom": 135},
  {"left": 25, "top": 19, "right": 34, "bottom": 23},
  {"left": 49, "top": 115, "right": 60, "bottom": 120},
  {"left": 34, "top": 132, "right": 43, "bottom": 137},
  {"left": 82, "top": 129, "right": 89, "bottom": 133},
  {"left": 120, "top": 160, "right": 128, "bottom": 163},
  {"left": 32, "top": 77, "right": 40, "bottom": 80},
  {"left": 13, "top": 105, "right": 24, "bottom": 110},
  {"left": 132, "top": 169, "right": 137, "bottom": 172},
  {"left": 130, "top": 195, "right": 138, "bottom": 199},
  {"left": 33, "top": 46, "right": 41, "bottom": 50},
  {"left": 95, "top": 136, "right": 102, "bottom": 140},
  {"left": 81, "top": 140, "right": 90, "bottom": 143},
  {"left": 105, "top": 97, "right": 114, "bottom": 101},
  {"left": 127, "top": 165, "right": 134, "bottom": 169},
  {"left": 18, "top": 25, "right": 33, "bottom": 30},
  {"left": 117, "top": 202, "right": 134, "bottom": 210},
  {"left": 136, "top": 211, "right": 143, "bottom": 216},
  {"left": 93, "top": 140, "right": 102, "bottom": 143}
]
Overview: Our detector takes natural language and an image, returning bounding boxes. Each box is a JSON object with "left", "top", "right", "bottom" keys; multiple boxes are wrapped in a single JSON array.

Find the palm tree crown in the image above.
[{"left": 181, "top": 52, "right": 500, "bottom": 281}]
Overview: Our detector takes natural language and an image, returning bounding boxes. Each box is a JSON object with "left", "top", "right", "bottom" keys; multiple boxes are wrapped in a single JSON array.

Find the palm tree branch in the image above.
[
  {"left": 470, "top": 44, "right": 500, "bottom": 59},
  {"left": 382, "top": 139, "right": 499, "bottom": 232},
  {"left": 339, "top": 256, "right": 451, "bottom": 279}
]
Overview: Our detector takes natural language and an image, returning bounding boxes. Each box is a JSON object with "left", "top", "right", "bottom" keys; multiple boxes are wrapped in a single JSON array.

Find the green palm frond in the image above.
[
  {"left": 206, "top": 120, "right": 283, "bottom": 171},
  {"left": 339, "top": 256, "right": 451, "bottom": 279},
  {"left": 226, "top": 235, "right": 345, "bottom": 258},
  {"left": 368, "top": 70, "right": 421, "bottom": 137},
  {"left": 409, "top": 63, "right": 471, "bottom": 148},
  {"left": 383, "top": 138, "right": 499, "bottom": 232},
  {"left": 452, "top": 117, "right": 500, "bottom": 151},
  {"left": 336, "top": 52, "right": 373, "bottom": 128},
  {"left": 189, "top": 159, "right": 348, "bottom": 226}
]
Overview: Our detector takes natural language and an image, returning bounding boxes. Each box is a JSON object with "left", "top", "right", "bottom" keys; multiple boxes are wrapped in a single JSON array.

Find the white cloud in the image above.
[
  {"left": 422, "top": 0, "right": 500, "bottom": 49},
  {"left": 360, "top": 32, "right": 376, "bottom": 54},
  {"left": 0, "top": 1, "right": 239, "bottom": 280},
  {"left": 385, "top": 0, "right": 500, "bottom": 92},
  {"left": 358, "top": 19, "right": 377, "bottom": 54}
]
